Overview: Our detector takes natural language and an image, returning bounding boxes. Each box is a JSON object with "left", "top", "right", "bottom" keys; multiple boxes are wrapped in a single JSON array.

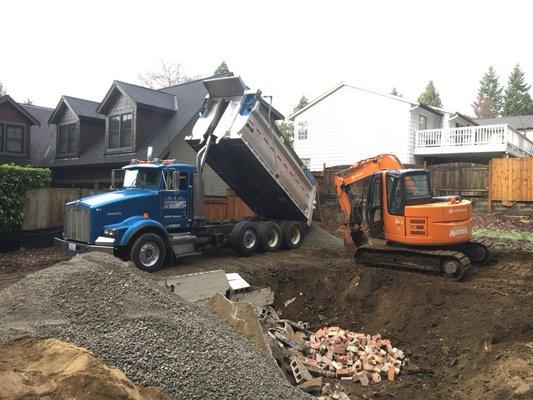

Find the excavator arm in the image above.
[{"left": 334, "top": 154, "right": 403, "bottom": 243}]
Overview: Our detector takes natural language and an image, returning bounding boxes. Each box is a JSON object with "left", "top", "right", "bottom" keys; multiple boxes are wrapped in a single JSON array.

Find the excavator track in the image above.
[
  {"left": 450, "top": 237, "right": 493, "bottom": 265},
  {"left": 354, "top": 243, "right": 471, "bottom": 281}
]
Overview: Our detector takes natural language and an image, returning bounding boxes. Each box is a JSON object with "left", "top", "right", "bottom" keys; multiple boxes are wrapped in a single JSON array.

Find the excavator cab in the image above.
[{"left": 365, "top": 169, "right": 432, "bottom": 238}]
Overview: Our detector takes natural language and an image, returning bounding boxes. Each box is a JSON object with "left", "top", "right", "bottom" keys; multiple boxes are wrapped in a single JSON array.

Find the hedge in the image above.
[{"left": 0, "top": 164, "right": 51, "bottom": 234}]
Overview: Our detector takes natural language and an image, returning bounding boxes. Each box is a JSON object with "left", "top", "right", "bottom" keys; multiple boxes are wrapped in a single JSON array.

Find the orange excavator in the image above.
[{"left": 334, "top": 154, "right": 491, "bottom": 280}]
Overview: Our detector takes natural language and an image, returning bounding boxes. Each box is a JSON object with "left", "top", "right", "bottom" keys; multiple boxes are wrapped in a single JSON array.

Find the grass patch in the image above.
[{"left": 474, "top": 229, "right": 533, "bottom": 243}]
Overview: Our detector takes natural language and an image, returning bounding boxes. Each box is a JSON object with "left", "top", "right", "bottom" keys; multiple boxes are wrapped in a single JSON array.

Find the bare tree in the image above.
[
  {"left": 23, "top": 98, "right": 33, "bottom": 105},
  {"left": 0, "top": 81, "right": 6, "bottom": 96},
  {"left": 139, "top": 60, "right": 199, "bottom": 89}
]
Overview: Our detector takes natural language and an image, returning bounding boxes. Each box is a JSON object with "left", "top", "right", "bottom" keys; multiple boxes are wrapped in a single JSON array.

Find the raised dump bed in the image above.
[{"left": 188, "top": 76, "right": 316, "bottom": 224}]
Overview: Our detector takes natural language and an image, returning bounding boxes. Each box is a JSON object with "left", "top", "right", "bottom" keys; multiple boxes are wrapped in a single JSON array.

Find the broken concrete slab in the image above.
[
  {"left": 208, "top": 293, "right": 270, "bottom": 353},
  {"left": 160, "top": 270, "right": 229, "bottom": 302},
  {"left": 297, "top": 377, "right": 322, "bottom": 393}
]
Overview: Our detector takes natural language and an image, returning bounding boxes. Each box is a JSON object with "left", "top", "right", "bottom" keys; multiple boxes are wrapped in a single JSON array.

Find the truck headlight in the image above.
[{"left": 103, "top": 228, "right": 118, "bottom": 237}]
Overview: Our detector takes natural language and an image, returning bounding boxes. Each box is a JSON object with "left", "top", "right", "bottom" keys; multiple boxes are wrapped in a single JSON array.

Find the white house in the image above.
[{"left": 288, "top": 83, "right": 533, "bottom": 170}]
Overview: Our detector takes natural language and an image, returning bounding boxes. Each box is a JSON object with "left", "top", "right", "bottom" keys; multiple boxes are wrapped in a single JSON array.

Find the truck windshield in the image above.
[
  {"left": 122, "top": 168, "right": 160, "bottom": 189},
  {"left": 403, "top": 173, "right": 431, "bottom": 200}
]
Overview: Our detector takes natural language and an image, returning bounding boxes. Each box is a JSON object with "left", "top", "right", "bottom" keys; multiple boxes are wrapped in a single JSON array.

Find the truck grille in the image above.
[{"left": 64, "top": 203, "right": 90, "bottom": 243}]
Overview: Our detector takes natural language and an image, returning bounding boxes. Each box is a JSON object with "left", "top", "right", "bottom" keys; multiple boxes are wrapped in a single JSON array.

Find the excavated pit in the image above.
[{"left": 241, "top": 251, "right": 532, "bottom": 400}]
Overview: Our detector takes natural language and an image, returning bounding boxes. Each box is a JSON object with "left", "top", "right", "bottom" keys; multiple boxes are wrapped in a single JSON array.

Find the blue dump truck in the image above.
[{"left": 55, "top": 76, "right": 317, "bottom": 271}]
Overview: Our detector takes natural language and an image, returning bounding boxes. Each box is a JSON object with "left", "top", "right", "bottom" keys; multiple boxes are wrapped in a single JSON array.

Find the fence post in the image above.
[{"left": 487, "top": 159, "right": 492, "bottom": 212}]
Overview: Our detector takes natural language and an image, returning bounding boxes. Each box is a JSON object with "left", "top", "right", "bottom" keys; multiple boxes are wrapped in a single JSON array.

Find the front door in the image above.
[
  {"left": 161, "top": 168, "right": 190, "bottom": 231},
  {"left": 366, "top": 173, "right": 384, "bottom": 239}
]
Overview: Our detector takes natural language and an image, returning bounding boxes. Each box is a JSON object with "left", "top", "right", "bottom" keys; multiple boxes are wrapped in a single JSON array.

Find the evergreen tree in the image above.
[
  {"left": 213, "top": 61, "right": 230, "bottom": 75},
  {"left": 391, "top": 87, "right": 402, "bottom": 97},
  {"left": 472, "top": 66, "right": 503, "bottom": 118},
  {"left": 502, "top": 64, "right": 533, "bottom": 116},
  {"left": 418, "top": 80, "right": 443, "bottom": 108},
  {"left": 293, "top": 95, "right": 309, "bottom": 113}
]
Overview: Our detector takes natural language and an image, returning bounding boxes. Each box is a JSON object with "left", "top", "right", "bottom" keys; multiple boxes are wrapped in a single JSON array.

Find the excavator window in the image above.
[
  {"left": 386, "top": 174, "right": 403, "bottom": 215},
  {"left": 404, "top": 173, "right": 431, "bottom": 200}
]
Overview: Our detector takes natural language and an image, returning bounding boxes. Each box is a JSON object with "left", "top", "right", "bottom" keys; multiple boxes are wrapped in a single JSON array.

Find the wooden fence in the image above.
[
  {"left": 489, "top": 157, "right": 533, "bottom": 206},
  {"left": 428, "top": 163, "right": 489, "bottom": 197},
  {"left": 313, "top": 158, "right": 533, "bottom": 211},
  {"left": 22, "top": 188, "right": 253, "bottom": 231}
]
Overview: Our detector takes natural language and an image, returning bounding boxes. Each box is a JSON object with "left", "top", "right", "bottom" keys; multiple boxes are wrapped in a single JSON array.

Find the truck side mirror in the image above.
[{"left": 171, "top": 170, "right": 179, "bottom": 191}]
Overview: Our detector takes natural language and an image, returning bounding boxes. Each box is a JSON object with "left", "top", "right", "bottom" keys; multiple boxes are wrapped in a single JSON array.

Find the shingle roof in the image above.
[
  {"left": 48, "top": 96, "right": 104, "bottom": 124},
  {"left": 474, "top": 115, "right": 533, "bottom": 130},
  {"left": 115, "top": 81, "right": 176, "bottom": 111},
  {"left": 63, "top": 96, "right": 104, "bottom": 119}
]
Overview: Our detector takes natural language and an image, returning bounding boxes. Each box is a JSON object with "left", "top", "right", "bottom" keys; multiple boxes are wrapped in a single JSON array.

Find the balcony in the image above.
[{"left": 415, "top": 124, "right": 533, "bottom": 157}]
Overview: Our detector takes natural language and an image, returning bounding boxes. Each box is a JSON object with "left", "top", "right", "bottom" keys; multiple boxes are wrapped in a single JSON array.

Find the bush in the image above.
[{"left": 0, "top": 164, "right": 51, "bottom": 234}]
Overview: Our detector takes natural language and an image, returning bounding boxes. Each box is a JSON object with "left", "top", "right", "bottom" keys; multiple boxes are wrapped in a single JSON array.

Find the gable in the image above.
[
  {"left": 108, "top": 90, "right": 135, "bottom": 115},
  {"left": 0, "top": 101, "right": 35, "bottom": 125},
  {"left": 55, "top": 103, "right": 79, "bottom": 125}
]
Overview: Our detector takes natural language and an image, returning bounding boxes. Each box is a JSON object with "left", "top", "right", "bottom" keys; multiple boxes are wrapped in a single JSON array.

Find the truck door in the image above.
[
  {"left": 161, "top": 168, "right": 190, "bottom": 231},
  {"left": 365, "top": 173, "right": 384, "bottom": 239}
]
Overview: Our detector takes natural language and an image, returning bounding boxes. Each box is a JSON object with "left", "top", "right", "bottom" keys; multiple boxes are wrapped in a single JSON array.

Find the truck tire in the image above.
[
  {"left": 258, "top": 221, "right": 282, "bottom": 252},
  {"left": 281, "top": 221, "right": 305, "bottom": 250},
  {"left": 231, "top": 221, "right": 260, "bottom": 256},
  {"left": 130, "top": 233, "right": 166, "bottom": 272}
]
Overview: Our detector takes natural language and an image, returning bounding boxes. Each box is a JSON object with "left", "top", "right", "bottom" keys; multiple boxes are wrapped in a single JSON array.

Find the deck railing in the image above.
[{"left": 415, "top": 124, "right": 533, "bottom": 156}]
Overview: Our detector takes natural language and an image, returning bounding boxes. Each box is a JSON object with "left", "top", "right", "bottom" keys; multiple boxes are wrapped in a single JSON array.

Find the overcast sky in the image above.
[{"left": 2, "top": 0, "right": 532, "bottom": 116}]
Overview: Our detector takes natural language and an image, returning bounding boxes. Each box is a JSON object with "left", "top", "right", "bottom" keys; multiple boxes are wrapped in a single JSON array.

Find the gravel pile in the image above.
[
  {"left": 302, "top": 225, "right": 344, "bottom": 250},
  {"left": 0, "top": 252, "right": 312, "bottom": 400}
]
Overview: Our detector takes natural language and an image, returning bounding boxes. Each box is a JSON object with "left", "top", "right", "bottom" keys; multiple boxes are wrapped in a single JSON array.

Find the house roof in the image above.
[
  {"left": 0, "top": 95, "right": 41, "bottom": 126},
  {"left": 48, "top": 96, "right": 104, "bottom": 124},
  {"left": 96, "top": 81, "right": 176, "bottom": 114},
  {"left": 474, "top": 115, "right": 533, "bottom": 130},
  {"left": 288, "top": 82, "right": 426, "bottom": 120},
  {"left": 47, "top": 77, "right": 215, "bottom": 168}
]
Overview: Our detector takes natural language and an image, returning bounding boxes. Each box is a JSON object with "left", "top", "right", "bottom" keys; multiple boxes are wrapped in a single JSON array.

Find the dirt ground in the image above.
[
  {"left": 0, "top": 238, "right": 531, "bottom": 399},
  {"left": 0, "top": 337, "right": 168, "bottom": 400}
]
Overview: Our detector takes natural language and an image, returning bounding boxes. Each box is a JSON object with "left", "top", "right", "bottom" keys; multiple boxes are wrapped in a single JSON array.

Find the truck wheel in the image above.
[
  {"left": 281, "top": 221, "right": 306, "bottom": 250},
  {"left": 130, "top": 233, "right": 166, "bottom": 272},
  {"left": 231, "top": 221, "right": 260, "bottom": 256},
  {"left": 258, "top": 222, "right": 282, "bottom": 252}
]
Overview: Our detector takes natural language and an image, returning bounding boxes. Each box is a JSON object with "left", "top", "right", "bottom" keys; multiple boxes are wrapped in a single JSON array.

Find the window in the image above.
[
  {"left": 122, "top": 168, "right": 159, "bottom": 189},
  {"left": 5, "top": 125, "right": 24, "bottom": 153},
  {"left": 58, "top": 123, "right": 77, "bottom": 155},
  {"left": 109, "top": 113, "right": 133, "bottom": 149},
  {"left": 404, "top": 173, "right": 431, "bottom": 200},
  {"left": 418, "top": 114, "right": 427, "bottom": 130},
  {"left": 386, "top": 174, "right": 403, "bottom": 215},
  {"left": 0, "top": 124, "right": 4, "bottom": 152},
  {"left": 297, "top": 122, "right": 308, "bottom": 140}
]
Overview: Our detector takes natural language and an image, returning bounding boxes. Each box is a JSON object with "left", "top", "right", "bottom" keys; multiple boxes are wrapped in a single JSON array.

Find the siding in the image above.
[
  {"left": 293, "top": 86, "right": 414, "bottom": 170},
  {"left": 135, "top": 106, "right": 171, "bottom": 149},
  {"left": 408, "top": 108, "right": 442, "bottom": 164},
  {"left": 78, "top": 118, "right": 105, "bottom": 155},
  {"left": 167, "top": 134, "right": 228, "bottom": 197}
]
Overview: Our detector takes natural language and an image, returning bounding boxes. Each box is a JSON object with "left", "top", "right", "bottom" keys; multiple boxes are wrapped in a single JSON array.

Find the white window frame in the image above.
[{"left": 297, "top": 122, "right": 308, "bottom": 140}]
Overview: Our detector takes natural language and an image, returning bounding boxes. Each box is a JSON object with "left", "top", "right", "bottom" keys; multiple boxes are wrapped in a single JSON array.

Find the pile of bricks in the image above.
[{"left": 302, "top": 326, "right": 405, "bottom": 386}]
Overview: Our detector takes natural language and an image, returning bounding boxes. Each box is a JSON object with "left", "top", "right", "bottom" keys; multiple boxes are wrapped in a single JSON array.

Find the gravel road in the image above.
[{"left": 0, "top": 252, "right": 312, "bottom": 400}]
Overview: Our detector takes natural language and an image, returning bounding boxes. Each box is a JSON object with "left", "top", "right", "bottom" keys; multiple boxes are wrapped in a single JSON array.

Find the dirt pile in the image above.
[
  {"left": 302, "top": 225, "right": 344, "bottom": 250},
  {"left": 0, "top": 252, "right": 312, "bottom": 400},
  {"left": 0, "top": 337, "right": 167, "bottom": 400}
]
